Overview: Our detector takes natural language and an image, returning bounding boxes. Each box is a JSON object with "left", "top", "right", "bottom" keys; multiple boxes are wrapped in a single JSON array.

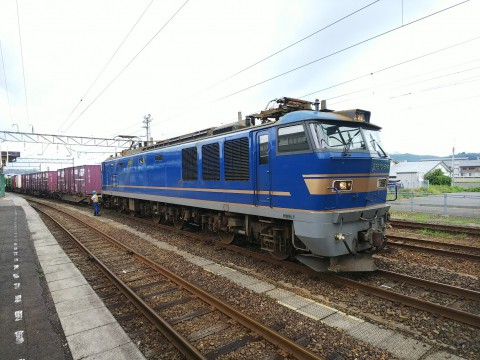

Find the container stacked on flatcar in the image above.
[
  {"left": 57, "top": 165, "right": 101, "bottom": 202},
  {"left": 10, "top": 165, "right": 100, "bottom": 202},
  {"left": 101, "top": 98, "right": 391, "bottom": 272}
]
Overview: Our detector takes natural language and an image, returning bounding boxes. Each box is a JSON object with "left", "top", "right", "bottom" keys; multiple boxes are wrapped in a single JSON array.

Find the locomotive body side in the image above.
[{"left": 102, "top": 107, "right": 391, "bottom": 272}]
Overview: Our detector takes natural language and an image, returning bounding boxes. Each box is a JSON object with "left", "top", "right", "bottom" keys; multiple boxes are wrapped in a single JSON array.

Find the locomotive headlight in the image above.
[
  {"left": 332, "top": 180, "right": 353, "bottom": 191},
  {"left": 377, "top": 178, "right": 387, "bottom": 188}
]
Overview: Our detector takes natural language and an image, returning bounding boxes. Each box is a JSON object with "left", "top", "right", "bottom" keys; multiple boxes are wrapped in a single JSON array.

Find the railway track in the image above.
[
  {"left": 219, "top": 244, "right": 480, "bottom": 328},
  {"left": 106, "top": 208, "right": 480, "bottom": 329},
  {"left": 386, "top": 234, "right": 480, "bottom": 261},
  {"left": 30, "top": 200, "right": 321, "bottom": 360},
  {"left": 389, "top": 219, "right": 480, "bottom": 236}
]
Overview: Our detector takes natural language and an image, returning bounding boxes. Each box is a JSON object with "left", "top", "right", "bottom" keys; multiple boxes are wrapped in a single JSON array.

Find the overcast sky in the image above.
[{"left": 1, "top": 0, "right": 479, "bottom": 168}]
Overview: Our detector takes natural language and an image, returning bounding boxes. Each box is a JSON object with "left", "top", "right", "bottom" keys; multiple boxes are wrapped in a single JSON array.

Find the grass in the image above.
[
  {"left": 416, "top": 228, "right": 468, "bottom": 239},
  {"left": 390, "top": 210, "right": 480, "bottom": 227},
  {"left": 390, "top": 185, "right": 480, "bottom": 200}
]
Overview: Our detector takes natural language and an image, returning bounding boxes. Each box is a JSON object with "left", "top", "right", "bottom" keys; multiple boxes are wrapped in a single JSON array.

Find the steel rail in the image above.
[
  {"left": 387, "top": 235, "right": 480, "bottom": 253},
  {"left": 326, "top": 273, "right": 480, "bottom": 328},
  {"left": 31, "top": 199, "right": 480, "bottom": 329},
  {"left": 376, "top": 270, "right": 480, "bottom": 301},
  {"left": 389, "top": 219, "right": 480, "bottom": 236},
  {"left": 216, "top": 245, "right": 480, "bottom": 328},
  {"left": 32, "top": 204, "right": 206, "bottom": 360},
  {"left": 31, "top": 200, "right": 322, "bottom": 360},
  {"left": 387, "top": 236, "right": 480, "bottom": 261}
]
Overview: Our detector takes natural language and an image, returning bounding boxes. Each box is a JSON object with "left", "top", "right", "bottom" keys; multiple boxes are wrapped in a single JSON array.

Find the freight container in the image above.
[
  {"left": 46, "top": 171, "right": 57, "bottom": 192},
  {"left": 74, "top": 165, "right": 101, "bottom": 195},
  {"left": 57, "top": 168, "right": 66, "bottom": 193},
  {"left": 12, "top": 174, "right": 22, "bottom": 191},
  {"left": 21, "top": 174, "right": 26, "bottom": 192}
]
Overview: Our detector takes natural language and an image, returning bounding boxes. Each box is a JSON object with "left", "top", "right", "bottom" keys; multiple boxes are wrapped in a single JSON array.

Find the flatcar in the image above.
[{"left": 102, "top": 97, "right": 391, "bottom": 272}]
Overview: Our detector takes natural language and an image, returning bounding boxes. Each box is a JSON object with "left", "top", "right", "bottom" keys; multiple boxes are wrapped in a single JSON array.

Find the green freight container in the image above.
[{"left": 0, "top": 173, "right": 5, "bottom": 197}]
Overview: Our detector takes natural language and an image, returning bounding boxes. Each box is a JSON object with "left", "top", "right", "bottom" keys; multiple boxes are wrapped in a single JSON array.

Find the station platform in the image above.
[{"left": 0, "top": 193, "right": 145, "bottom": 360}]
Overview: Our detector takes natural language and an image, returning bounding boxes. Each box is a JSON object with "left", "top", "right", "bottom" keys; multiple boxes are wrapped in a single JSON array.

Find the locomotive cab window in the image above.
[
  {"left": 259, "top": 134, "right": 269, "bottom": 165},
  {"left": 310, "top": 122, "right": 366, "bottom": 151},
  {"left": 277, "top": 124, "right": 310, "bottom": 153},
  {"left": 139, "top": 157, "right": 145, "bottom": 164}
]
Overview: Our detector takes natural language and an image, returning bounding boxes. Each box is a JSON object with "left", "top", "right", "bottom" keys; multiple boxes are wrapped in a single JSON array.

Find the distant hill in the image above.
[{"left": 390, "top": 152, "right": 480, "bottom": 162}]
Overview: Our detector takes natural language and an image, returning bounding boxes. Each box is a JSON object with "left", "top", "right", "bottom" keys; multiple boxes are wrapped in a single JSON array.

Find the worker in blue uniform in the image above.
[{"left": 91, "top": 190, "right": 100, "bottom": 216}]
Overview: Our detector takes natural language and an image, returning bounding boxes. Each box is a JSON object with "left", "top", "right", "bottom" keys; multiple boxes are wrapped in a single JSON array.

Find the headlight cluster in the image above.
[
  {"left": 332, "top": 180, "right": 353, "bottom": 191},
  {"left": 377, "top": 178, "right": 387, "bottom": 188}
]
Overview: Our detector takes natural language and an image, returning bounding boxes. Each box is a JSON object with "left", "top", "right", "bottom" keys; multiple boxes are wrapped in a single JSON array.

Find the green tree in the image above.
[{"left": 425, "top": 169, "right": 451, "bottom": 186}]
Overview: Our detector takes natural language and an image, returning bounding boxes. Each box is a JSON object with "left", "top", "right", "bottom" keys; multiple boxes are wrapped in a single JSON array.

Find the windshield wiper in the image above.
[
  {"left": 370, "top": 138, "right": 387, "bottom": 157},
  {"left": 342, "top": 137, "right": 353, "bottom": 156}
]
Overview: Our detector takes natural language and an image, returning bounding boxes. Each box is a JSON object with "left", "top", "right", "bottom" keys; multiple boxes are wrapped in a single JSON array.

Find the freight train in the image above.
[
  {"left": 100, "top": 97, "right": 392, "bottom": 272},
  {"left": 9, "top": 97, "right": 392, "bottom": 272},
  {"left": 10, "top": 165, "right": 101, "bottom": 203}
]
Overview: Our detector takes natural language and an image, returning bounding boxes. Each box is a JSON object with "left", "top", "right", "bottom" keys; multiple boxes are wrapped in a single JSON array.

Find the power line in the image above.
[
  {"left": 216, "top": 0, "right": 470, "bottom": 102},
  {"left": 64, "top": 0, "right": 191, "bottom": 133},
  {"left": 16, "top": 0, "right": 30, "bottom": 127},
  {"left": 57, "top": 0, "right": 155, "bottom": 133},
  {"left": 133, "top": 0, "right": 383, "bottom": 135},
  {"left": 324, "top": 62, "right": 480, "bottom": 105},
  {"left": 200, "top": 0, "right": 381, "bottom": 94},
  {"left": 300, "top": 37, "right": 480, "bottom": 99},
  {"left": 0, "top": 41, "right": 14, "bottom": 123}
]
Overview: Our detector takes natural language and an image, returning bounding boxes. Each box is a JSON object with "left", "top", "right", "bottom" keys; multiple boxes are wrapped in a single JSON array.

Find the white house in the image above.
[{"left": 390, "top": 161, "right": 450, "bottom": 189}]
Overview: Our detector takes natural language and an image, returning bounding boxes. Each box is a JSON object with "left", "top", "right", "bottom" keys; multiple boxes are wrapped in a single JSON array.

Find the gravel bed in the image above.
[
  {"left": 374, "top": 256, "right": 480, "bottom": 291},
  {"left": 46, "top": 202, "right": 480, "bottom": 359},
  {"left": 38, "top": 210, "right": 184, "bottom": 360},
  {"left": 378, "top": 244, "right": 480, "bottom": 277}
]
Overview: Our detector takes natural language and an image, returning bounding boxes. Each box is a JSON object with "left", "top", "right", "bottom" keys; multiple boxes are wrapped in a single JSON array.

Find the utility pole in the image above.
[
  {"left": 451, "top": 145, "right": 455, "bottom": 186},
  {"left": 143, "top": 114, "right": 153, "bottom": 145}
]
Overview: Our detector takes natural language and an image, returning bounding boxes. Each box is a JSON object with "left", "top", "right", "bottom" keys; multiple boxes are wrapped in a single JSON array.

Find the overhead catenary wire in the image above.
[
  {"left": 15, "top": 0, "right": 30, "bottom": 128},
  {"left": 57, "top": 0, "right": 156, "bottom": 134},
  {"left": 199, "top": 0, "right": 382, "bottom": 94},
  {"left": 216, "top": 0, "right": 471, "bottom": 102},
  {"left": 300, "top": 37, "right": 480, "bottom": 99},
  {"left": 63, "top": 0, "right": 191, "bottom": 134},
  {"left": 107, "top": 0, "right": 382, "bottom": 139},
  {"left": 143, "top": 2, "right": 474, "bottom": 137},
  {"left": 131, "top": 0, "right": 384, "bottom": 138},
  {"left": 321, "top": 61, "right": 480, "bottom": 105},
  {"left": 0, "top": 40, "right": 14, "bottom": 123}
]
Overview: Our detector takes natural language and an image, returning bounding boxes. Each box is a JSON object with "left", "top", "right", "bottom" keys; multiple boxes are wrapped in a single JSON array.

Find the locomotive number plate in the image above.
[{"left": 371, "top": 159, "right": 390, "bottom": 173}]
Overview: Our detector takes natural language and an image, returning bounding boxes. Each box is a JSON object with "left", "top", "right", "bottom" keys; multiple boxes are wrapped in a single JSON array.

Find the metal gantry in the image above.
[{"left": 0, "top": 131, "right": 134, "bottom": 148}]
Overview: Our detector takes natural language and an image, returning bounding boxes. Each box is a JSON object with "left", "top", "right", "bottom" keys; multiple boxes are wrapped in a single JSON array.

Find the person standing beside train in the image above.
[{"left": 91, "top": 190, "right": 100, "bottom": 216}]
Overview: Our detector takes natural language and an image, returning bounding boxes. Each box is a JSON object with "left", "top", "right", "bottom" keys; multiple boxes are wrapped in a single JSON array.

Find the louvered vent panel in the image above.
[
  {"left": 182, "top": 147, "right": 198, "bottom": 181},
  {"left": 225, "top": 138, "right": 249, "bottom": 181},
  {"left": 202, "top": 143, "right": 220, "bottom": 181}
]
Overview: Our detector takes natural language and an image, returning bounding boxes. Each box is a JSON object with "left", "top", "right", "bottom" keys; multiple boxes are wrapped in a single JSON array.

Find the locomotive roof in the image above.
[
  {"left": 109, "top": 96, "right": 386, "bottom": 161},
  {"left": 277, "top": 110, "right": 381, "bottom": 129}
]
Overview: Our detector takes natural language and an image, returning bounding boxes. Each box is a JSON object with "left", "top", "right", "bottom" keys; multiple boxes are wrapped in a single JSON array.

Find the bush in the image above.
[{"left": 425, "top": 169, "right": 451, "bottom": 186}]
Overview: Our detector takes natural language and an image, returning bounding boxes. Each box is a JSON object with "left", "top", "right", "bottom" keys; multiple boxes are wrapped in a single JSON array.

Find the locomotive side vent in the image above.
[
  {"left": 182, "top": 147, "right": 198, "bottom": 181},
  {"left": 202, "top": 143, "right": 220, "bottom": 181},
  {"left": 225, "top": 138, "right": 249, "bottom": 181}
]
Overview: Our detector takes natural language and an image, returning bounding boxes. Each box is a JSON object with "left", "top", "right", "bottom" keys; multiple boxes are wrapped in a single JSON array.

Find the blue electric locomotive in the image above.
[{"left": 102, "top": 97, "right": 391, "bottom": 272}]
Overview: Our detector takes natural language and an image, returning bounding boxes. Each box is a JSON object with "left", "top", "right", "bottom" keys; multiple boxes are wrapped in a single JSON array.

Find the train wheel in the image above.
[
  {"left": 172, "top": 218, "right": 184, "bottom": 230},
  {"left": 152, "top": 214, "right": 163, "bottom": 223},
  {"left": 269, "top": 250, "right": 290, "bottom": 261},
  {"left": 218, "top": 231, "right": 235, "bottom": 244}
]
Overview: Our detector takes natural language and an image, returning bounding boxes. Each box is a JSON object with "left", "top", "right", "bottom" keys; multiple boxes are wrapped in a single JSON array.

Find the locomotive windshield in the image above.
[
  {"left": 309, "top": 122, "right": 387, "bottom": 157},
  {"left": 309, "top": 123, "right": 366, "bottom": 150}
]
